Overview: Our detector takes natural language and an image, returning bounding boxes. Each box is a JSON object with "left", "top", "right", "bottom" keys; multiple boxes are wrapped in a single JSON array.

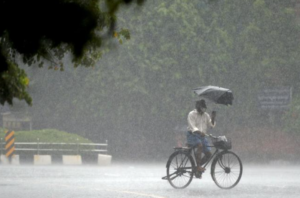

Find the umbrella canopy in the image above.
[{"left": 193, "top": 85, "right": 233, "bottom": 105}]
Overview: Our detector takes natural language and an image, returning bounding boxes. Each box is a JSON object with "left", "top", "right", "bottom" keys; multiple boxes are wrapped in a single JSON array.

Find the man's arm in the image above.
[{"left": 207, "top": 111, "right": 216, "bottom": 128}]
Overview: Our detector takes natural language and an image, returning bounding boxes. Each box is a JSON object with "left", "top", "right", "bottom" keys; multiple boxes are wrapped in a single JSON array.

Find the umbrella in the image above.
[{"left": 193, "top": 85, "right": 233, "bottom": 105}]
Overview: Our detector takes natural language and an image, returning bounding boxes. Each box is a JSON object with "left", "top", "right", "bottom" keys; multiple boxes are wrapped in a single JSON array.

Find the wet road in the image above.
[{"left": 1, "top": 163, "right": 300, "bottom": 198}]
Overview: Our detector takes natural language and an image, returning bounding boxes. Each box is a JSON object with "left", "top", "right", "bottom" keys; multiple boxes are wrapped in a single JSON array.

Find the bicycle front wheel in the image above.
[
  {"left": 166, "top": 151, "right": 195, "bottom": 189},
  {"left": 211, "top": 151, "right": 243, "bottom": 189}
]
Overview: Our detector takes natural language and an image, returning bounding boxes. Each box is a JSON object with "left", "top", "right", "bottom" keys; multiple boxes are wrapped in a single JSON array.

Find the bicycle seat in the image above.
[
  {"left": 173, "top": 146, "right": 191, "bottom": 150},
  {"left": 186, "top": 143, "right": 198, "bottom": 149}
]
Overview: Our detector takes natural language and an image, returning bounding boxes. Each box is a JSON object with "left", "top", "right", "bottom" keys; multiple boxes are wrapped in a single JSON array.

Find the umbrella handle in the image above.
[{"left": 212, "top": 111, "right": 216, "bottom": 117}]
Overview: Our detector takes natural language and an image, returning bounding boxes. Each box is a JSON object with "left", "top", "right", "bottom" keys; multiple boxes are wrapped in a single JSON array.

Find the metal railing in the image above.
[{"left": 0, "top": 138, "right": 108, "bottom": 155}]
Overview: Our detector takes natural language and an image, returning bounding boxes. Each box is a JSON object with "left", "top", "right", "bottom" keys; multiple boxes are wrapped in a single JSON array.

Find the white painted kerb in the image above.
[
  {"left": 34, "top": 155, "right": 52, "bottom": 165},
  {"left": 62, "top": 155, "right": 82, "bottom": 165},
  {"left": 0, "top": 154, "right": 20, "bottom": 165},
  {"left": 98, "top": 154, "right": 112, "bottom": 166}
]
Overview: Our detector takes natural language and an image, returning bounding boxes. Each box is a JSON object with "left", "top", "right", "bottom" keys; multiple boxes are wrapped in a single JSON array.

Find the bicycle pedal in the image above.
[{"left": 161, "top": 176, "right": 168, "bottom": 180}]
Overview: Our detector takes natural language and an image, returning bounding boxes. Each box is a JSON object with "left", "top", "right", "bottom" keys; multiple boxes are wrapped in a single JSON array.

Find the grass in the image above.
[
  {"left": 0, "top": 128, "right": 93, "bottom": 143},
  {"left": 0, "top": 128, "right": 96, "bottom": 155}
]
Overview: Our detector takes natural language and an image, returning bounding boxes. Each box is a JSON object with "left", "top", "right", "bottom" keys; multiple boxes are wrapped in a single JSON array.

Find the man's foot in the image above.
[
  {"left": 197, "top": 167, "right": 206, "bottom": 173},
  {"left": 195, "top": 167, "right": 205, "bottom": 179},
  {"left": 195, "top": 171, "right": 202, "bottom": 179}
]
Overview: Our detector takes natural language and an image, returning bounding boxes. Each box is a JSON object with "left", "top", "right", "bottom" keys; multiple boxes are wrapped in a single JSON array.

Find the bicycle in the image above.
[{"left": 162, "top": 134, "right": 243, "bottom": 189}]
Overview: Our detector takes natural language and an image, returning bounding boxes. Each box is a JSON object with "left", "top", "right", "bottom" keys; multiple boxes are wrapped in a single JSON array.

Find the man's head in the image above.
[{"left": 195, "top": 99, "right": 207, "bottom": 114}]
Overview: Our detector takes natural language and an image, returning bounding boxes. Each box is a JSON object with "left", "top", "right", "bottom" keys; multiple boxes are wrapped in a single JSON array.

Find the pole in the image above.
[
  {"left": 106, "top": 140, "right": 108, "bottom": 154},
  {"left": 0, "top": 138, "right": 2, "bottom": 156},
  {"left": 37, "top": 138, "right": 39, "bottom": 155},
  {"left": 77, "top": 138, "right": 79, "bottom": 155}
]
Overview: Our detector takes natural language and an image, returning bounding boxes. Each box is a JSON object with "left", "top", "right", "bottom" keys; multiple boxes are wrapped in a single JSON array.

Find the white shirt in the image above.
[{"left": 187, "top": 109, "right": 215, "bottom": 133}]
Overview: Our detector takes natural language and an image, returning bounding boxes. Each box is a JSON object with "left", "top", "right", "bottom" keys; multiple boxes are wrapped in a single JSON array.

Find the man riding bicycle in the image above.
[{"left": 187, "top": 99, "right": 216, "bottom": 178}]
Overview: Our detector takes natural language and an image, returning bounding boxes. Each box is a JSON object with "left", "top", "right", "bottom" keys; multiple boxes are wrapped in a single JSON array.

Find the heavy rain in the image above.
[{"left": 1, "top": 0, "right": 300, "bottom": 197}]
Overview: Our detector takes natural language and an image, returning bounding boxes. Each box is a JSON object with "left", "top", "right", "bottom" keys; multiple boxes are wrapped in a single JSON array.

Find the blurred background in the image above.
[{"left": 1, "top": 0, "right": 300, "bottom": 163}]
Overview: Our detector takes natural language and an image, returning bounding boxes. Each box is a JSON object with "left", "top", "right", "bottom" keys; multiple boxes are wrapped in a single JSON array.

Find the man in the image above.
[{"left": 187, "top": 99, "right": 216, "bottom": 178}]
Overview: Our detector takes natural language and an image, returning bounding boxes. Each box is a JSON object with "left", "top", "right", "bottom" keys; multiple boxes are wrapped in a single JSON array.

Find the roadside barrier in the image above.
[
  {"left": 63, "top": 155, "right": 82, "bottom": 165},
  {"left": 0, "top": 139, "right": 110, "bottom": 165},
  {"left": 0, "top": 154, "right": 19, "bottom": 165},
  {"left": 34, "top": 155, "right": 52, "bottom": 165},
  {"left": 98, "top": 154, "right": 112, "bottom": 166}
]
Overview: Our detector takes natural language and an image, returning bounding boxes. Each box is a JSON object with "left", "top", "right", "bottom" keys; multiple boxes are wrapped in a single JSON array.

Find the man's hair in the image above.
[{"left": 196, "top": 99, "right": 206, "bottom": 108}]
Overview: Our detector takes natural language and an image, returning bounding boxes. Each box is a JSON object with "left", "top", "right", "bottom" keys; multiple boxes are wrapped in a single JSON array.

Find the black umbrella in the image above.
[{"left": 193, "top": 85, "right": 233, "bottom": 105}]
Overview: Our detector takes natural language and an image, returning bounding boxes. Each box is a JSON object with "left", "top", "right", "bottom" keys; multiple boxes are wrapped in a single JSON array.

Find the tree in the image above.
[
  {"left": 70, "top": 0, "right": 300, "bottom": 138},
  {"left": 13, "top": 0, "right": 300, "bottom": 160},
  {"left": 0, "top": 0, "right": 145, "bottom": 105}
]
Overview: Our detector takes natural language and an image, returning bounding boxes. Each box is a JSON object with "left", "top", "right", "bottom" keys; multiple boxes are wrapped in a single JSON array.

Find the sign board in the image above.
[{"left": 257, "top": 87, "right": 292, "bottom": 110}]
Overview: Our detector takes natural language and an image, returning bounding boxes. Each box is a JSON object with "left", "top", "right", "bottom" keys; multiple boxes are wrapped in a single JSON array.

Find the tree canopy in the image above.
[{"left": 0, "top": 0, "right": 145, "bottom": 105}]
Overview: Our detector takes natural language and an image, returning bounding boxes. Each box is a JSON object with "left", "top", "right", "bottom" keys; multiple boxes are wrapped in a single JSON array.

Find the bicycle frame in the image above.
[
  {"left": 190, "top": 146, "right": 220, "bottom": 170},
  {"left": 171, "top": 145, "right": 220, "bottom": 175}
]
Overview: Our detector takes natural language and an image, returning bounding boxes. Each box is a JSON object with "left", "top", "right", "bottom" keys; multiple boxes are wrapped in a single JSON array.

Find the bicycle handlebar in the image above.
[
  {"left": 208, "top": 134, "right": 229, "bottom": 143},
  {"left": 205, "top": 133, "right": 217, "bottom": 139}
]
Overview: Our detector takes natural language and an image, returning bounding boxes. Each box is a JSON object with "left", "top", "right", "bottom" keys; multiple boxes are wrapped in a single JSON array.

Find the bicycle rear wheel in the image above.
[
  {"left": 166, "top": 151, "right": 195, "bottom": 189},
  {"left": 211, "top": 151, "right": 243, "bottom": 189}
]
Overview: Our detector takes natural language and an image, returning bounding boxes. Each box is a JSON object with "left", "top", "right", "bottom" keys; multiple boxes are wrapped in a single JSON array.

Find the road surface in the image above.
[{"left": 1, "top": 163, "right": 300, "bottom": 198}]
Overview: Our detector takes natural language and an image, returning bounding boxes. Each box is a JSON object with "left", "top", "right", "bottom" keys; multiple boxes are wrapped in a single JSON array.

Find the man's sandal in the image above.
[
  {"left": 195, "top": 167, "right": 206, "bottom": 179},
  {"left": 195, "top": 171, "right": 202, "bottom": 179}
]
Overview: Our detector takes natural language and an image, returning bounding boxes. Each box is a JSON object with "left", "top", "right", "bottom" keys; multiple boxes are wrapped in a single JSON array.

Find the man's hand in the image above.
[{"left": 212, "top": 111, "right": 216, "bottom": 118}]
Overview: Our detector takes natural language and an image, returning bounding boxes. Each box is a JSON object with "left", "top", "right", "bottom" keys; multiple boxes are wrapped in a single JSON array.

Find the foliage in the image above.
[
  {"left": 91, "top": 0, "right": 300, "bottom": 132},
  {"left": 0, "top": 0, "right": 145, "bottom": 105},
  {"left": 0, "top": 128, "right": 93, "bottom": 143},
  {"left": 283, "top": 96, "right": 300, "bottom": 134},
  {"left": 228, "top": 126, "right": 300, "bottom": 162},
  {"left": 0, "top": 60, "right": 31, "bottom": 105}
]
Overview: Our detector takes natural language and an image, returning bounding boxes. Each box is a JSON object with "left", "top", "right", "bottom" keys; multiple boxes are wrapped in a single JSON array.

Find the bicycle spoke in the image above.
[
  {"left": 211, "top": 151, "right": 243, "bottom": 189},
  {"left": 167, "top": 152, "right": 194, "bottom": 189},
  {"left": 169, "top": 174, "right": 180, "bottom": 181}
]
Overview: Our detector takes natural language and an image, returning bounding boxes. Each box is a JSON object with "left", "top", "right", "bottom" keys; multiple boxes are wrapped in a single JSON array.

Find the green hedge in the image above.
[{"left": 0, "top": 128, "right": 93, "bottom": 143}]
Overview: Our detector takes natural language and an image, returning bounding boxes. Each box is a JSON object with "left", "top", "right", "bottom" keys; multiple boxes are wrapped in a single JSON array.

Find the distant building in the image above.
[
  {"left": 0, "top": 104, "right": 10, "bottom": 127},
  {"left": 0, "top": 104, "right": 32, "bottom": 131}
]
